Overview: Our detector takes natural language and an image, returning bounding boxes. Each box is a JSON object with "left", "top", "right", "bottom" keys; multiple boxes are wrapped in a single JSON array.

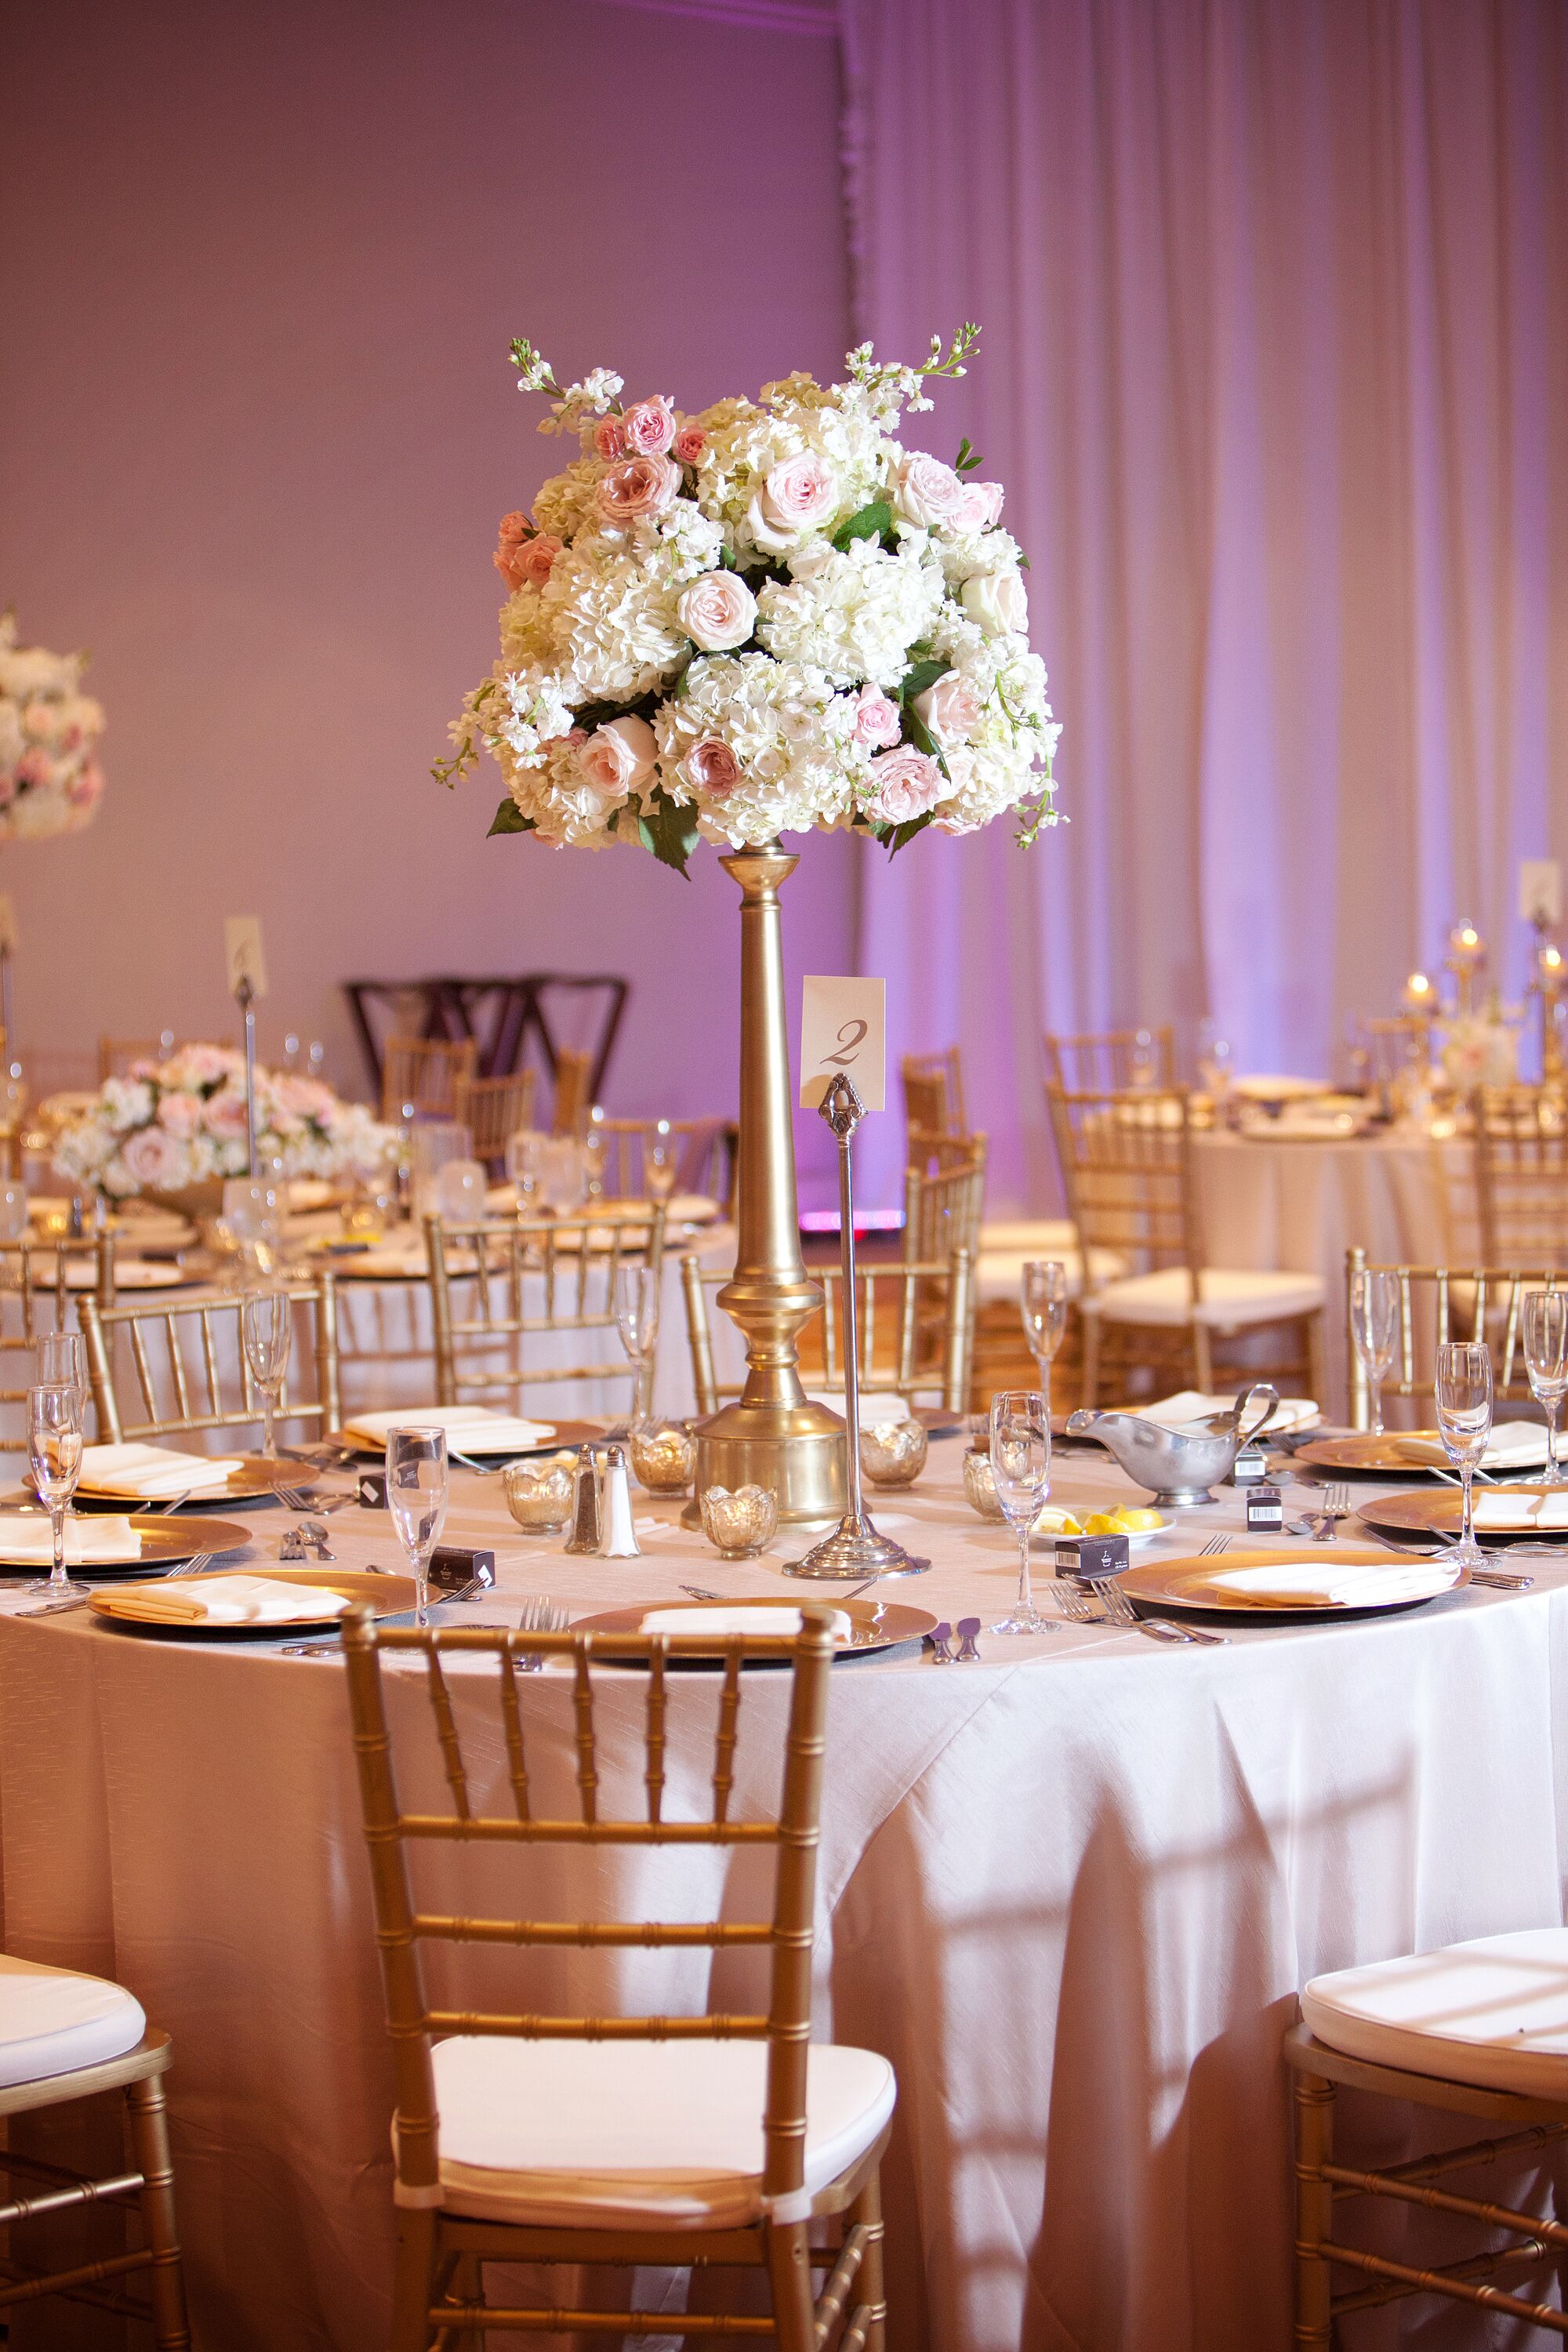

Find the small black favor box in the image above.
[
  {"left": 358, "top": 1469, "right": 388, "bottom": 1509},
  {"left": 429, "top": 1548, "right": 496, "bottom": 1593},
  {"left": 1245, "top": 1483, "right": 1284, "bottom": 1532},
  {"left": 1055, "top": 1531, "right": 1131, "bottom": 1581}
]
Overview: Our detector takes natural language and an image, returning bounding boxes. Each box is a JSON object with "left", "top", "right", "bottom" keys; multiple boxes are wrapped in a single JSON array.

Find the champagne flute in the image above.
[
  {"left": 36, "top": 1330, "right": 88, "bottom": 1425},
  {"left": 1349, "top": 1268, "right": 1399, "bottom": 1437},
  {"left": 1435, "top": 1341, "right": 1493, "bottom": 1568},
  {"left": 1523, "top": 1290, "right": 1568, "bottom": 1484},
  {"left": 1019, "top": 1261, "right": 1069, "bottom": 1420},
  {"left": 241, "top": 1287, "right": 292, "bottom": 1460},
  {"left": 386, "top": 1426, "right": 448, "bottom": 1627},
  {"left": 506, "top": 1129, "right": 546, "bottom": 1214},
  {"left": 27, "top": 1380, "right": 85, "bottom": 1597},
  {"left": 644, "top": 1120, "right": 678, "bottom": 1203},
  {"left": 989, "top": 1389, "right": 1056, "bottom": 1636},
  {"left": 614, "top": 1262, "right": 661, "bottom": 1432}
]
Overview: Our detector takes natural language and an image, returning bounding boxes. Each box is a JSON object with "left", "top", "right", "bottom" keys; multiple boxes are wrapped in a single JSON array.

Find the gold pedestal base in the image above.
[
  {"left": 691, "top": 1398, "right": 848, "bottom": 1529},
  {"left": 784, "top": 1514, "right": 931, "bottom": 1581}
]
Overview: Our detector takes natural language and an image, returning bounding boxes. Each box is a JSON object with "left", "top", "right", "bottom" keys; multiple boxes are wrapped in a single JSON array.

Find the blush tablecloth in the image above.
[{"left": 2, "top": 1437, "right": 1566, "bottom": 2351}]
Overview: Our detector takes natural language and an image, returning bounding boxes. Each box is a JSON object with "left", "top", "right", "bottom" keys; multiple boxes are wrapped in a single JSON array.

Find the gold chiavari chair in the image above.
[
  {"left": 1042, "top": 1025, "right": 1177, "bottom": 1094},
  {"left": 78, "top": 1273, "right": 341, "bottom": 1445},
  {"left": 340, "top": 1603, "right": 894, "bottom": 2350},
  {"left": 1472, "top": 1085, "right": 1568, "bottom": 1265},
  {"left": 0, "top": 1957, "right": 190, "bottom": 2347},
  {"left": 453, "top": 1069, "right": 538, "bottom": 1174},
  {"left": 681, "top": 1246, "right": 975, "bottom": 1417},
  {"left": 550, "top": 1044, "right": 594, "bottom": 1138},
  {"left": 0, "top": 1235, "right": 115, "bottom": 1444},
  {"left": 1343, "top": 1247, "right": 1561, "bottom": 1424},
  {"left": 900, "top": 1046, "right": 967, "bottom": 1146},
  {"left": 426, "top": 1206, "right": 667, "bottom": 1414},
  {"left": 904, "top": 1131, "right": 987, "bottom": 1265},
  {"left": 1048, "top": 1084, "right": 1324, "bottom": 1403},
  {"left": 585, "top": 1114, "right": 737, "bottom": 1207},
  {"left": 381, "top": 1034, "right": 479, "bottom": 1125}
]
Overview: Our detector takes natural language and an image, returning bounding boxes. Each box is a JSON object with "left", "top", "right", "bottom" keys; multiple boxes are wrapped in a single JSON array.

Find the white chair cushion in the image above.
[
  {"left": 0, "top": 1955, "right": 145, "bottom": 2089},
  {"left": 418, "top": 2035, "right": 896, "bottom": 2230},
  {"left": 1302, "top": 1929, "right": 1568, "bottom": 2102},
  {"left": 977, "top": 1218, "right": 1081, "bottom": 1253},
  {"left": 1081, "top": 1266, "right": 1324, "bottom": 1329},
  {"left": 975, "top": 1245, "right": 1127, "bottom": 1307}
]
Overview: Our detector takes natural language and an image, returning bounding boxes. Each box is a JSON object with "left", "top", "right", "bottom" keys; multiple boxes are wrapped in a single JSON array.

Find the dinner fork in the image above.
[
  {"left": 1308, "top": 1483, "right": 1351, "bottom": 1542},
  {"left": 517, "top": 1594, "right": 568, "bottom": 1670},
  {"left": 1094, "top": 1577, "right": 1229, "bottom": 1645},
  {"left": 162, "top": 1551, "right": 217, "bottom": 1581},
  {"left": 1199, "top": 1535, "right": 1232, "bottom": 1557},
  {"left": 1054, "top": 1580, "right": 1189, "bottom": 1642}
]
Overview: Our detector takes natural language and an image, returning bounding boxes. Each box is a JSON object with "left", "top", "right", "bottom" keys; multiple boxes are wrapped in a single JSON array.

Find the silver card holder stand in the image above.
[{"left": 785, "top": 1074, "right": 928, "bottom": 1581}]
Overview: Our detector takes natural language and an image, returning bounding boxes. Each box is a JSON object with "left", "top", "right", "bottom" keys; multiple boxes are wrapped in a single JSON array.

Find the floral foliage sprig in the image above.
[
  {"left": 0, "top": 613, "right": 105, "bottom": 841},
  {"left": 439, "top": 328, "right": 1060, "bottom": 873}
]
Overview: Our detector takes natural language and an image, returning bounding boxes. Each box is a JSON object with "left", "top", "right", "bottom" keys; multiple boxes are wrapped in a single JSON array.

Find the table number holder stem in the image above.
[
  {"left": 236, "top": 975, "right": 259, "bottom": 1178},
  {"left": 786, "top": 1073, "right": 928, "bottom": 1581}
]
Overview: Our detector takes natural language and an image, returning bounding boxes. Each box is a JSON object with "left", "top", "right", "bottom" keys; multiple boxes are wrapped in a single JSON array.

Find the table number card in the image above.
[
  {"left": 800, "top": 975, "right": 885, "bottom": 1111},
  {"left": 224, "top": 916, "right": 268, "bottom": 998},
  {"left": 1520, "top": 861, "right": 1562, "bottom": 927}
]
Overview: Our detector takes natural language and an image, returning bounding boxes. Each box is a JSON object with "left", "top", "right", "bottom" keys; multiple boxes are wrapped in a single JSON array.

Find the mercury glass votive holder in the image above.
[
  {"left": 859, "top": 1417, "right": 928, "bottom": 1487},
  {"left": 503, "top": 1453, "right": 578, "bottom": 1534},
  {"left": 629, "top": 1419, "right": 698, "bottom": 1496},
  {"left": 962, "top": 1446, "right": 1008, "bottom": 1523},
  {"left": 699, "top": 1483, "right": 779, "bottom": 1560}
]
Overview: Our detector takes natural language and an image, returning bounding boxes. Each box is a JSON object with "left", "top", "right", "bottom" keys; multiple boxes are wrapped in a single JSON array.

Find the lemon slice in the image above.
[{"left": 1033, "top": 1506, "right": 1083, "bottom": 1536}]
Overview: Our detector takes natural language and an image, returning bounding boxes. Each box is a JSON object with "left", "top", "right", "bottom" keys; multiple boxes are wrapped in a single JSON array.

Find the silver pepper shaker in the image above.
[
  {"left": 596, "top": 1444, "right": 641, "bottom": 1559},
  {"left": 563, "top": 1449, "right": 602, "bottom": 1555}
]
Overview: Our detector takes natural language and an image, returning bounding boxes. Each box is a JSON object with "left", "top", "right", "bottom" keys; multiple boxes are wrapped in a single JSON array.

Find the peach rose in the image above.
[
  {"left": 597, "top": 454, "right": 681, "bottom": 524},
  {"left": 593, "top": 415, "right": 629, "bottom": 460},
  {"left": 894, "top": 452, "right": 969, "bottom": 530},
  {"left": 851, "top": 684, "right": 902, "bottom": 751},
  {"left": 954, "top": 480, "right": 1005, "bottom": 531},
  {"left": 748, "top": 452, "right": 838, "bottom": 550},
  {"left": 912, "top": 670, "right": 985, "bottom": 743},
  {"left": 676, "top": 572, "right": 757, "bottom": 652},
  {"left": 681, "top": 737, "right": 742, "bottom": 799},
  {"left": 961, "top": 568, "right": 1029, "bottom": 637},
  {"left": 673, "top": 426, "right": 706, "bottom": 464},
  {"left": 495, "top": 531, "right": 561, "bottom": 593},
  {"left": 621, "top": 397, "right": 676, "bottom": 456},
  {"left": 496, "top": 510, "right": 531, "bottom": 545},
  {"left": 122, "top": 1126, "right": 186, "bottom": 1187},
  {"left": 578, "top": 715, "right": 657, "bottom": 799},
  {"left": 866, "top": 746, "right": 942, "bottom": 825}
]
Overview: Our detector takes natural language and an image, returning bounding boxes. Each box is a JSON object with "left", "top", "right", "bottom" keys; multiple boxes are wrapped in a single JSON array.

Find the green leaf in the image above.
[
  {"left": 902, "top": 706, "right": 952, "bottom": 782},
  {"left": 885, "top": 809, "right": 937, "bottom": 855},
  {"left": 637, "top": 786, "right": 699, "bottom": 877},
  {"left": 488, "top": 799, "right": 535, "bottom": 837},
  {"left": 832, "top": 498, "right": 894, "bottom": 552},
  {"left": 953, "top": 438, "right": 983, "bottom": 474},
  {"left": 898, "top": 656, "right": 948, "bottom": 702}
]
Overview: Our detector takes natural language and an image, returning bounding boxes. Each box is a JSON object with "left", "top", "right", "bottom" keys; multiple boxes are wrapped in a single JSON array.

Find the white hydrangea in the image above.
[
  {"left": 756, "top": 539, "right": 946, "bottom": 690},
  {"left": 535, "top": 540, "right": 688, "bottom": 704},
  {"left": 655, "top": 655, "right": 858, "bottom": 845},
  {"left": 492, "top": 670, "right": 578, "bottom": 768},
  {"left": 531, "top": 457, "right": 604, "bottom": 543}
]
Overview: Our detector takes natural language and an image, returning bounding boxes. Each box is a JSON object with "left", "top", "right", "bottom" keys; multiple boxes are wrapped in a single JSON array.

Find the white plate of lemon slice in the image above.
[{"left": 1033, "top": 1505, "right": 1169, "bottom": 1552}]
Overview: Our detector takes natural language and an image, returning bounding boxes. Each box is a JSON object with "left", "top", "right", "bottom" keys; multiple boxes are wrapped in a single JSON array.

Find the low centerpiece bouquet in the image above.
[
  {"left": 438, "top": 326, "right": 1060, "bottom": 864},
  {"left": 1439, "top": 1007, "right": 1520, "bottom": 1093},
  {"left": 0, "top": 613, "right": 106, "bottom": 841},
  {"left": 53, "top": 1047, "right": 398, "bottom": 1202}
]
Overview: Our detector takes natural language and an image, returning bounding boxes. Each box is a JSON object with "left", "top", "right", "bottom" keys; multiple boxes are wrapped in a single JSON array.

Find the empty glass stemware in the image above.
[
  {"left": 241, "top": 1287, "right": 292, "bottom": 1460},
  {"left": 27, "top": 1379, "right": 85, "bottom": 1597},
  {"left": 1019, "top": 1260, "right": 1069, "bottom": 1419},
  {"left": 386, "top": 1425, "right": 448, "bottom": 1627},
  {"left": 539, "top": 1136, "right": 587, "bottom": 1215},
  {"left": 644, "top": 1121, "right": 678, "bottom": 1203},
  {"left": 1349, "top": 1267, "right": 1400, "bottom": 1437},
  {"left": 506, "top": 1129, "right": 546, "bottom": 1214},
  {"left": 1435, "top": 1340, "right": 1494, "bottom": 1568},
  {"left": 36, "top": 1329, "right": 88, "bottom": 1423},
  {"left": 614, "top": 1262, "right": 661, "bottom": 1432},
  {"left": 1522, "top": 1290, "right": 1568, "bottom": 1485},
  {"left": 989, "top": 1389, "right": 1056, "bottom": 1636}
]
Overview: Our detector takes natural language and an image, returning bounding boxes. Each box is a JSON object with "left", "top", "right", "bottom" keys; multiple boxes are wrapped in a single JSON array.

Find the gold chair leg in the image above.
[
  {"left": 390, "top": 2205, "right": 440, "bottom": 2352},
  {"left": 1305, "top": 1308, "right": 1325, "bottom": 1406},
  {"left": 449, "top": 2251, "right": 483, "bottom": 2352},
  {"left": 1081, "top": 1312, "right": 1101, "bottom": 1407},
  {"left": 850, "top": 2167, "right": 887, "bottom": 2352},
  {"left": 766, "top": 2218, "right": 816, "bottom": 2352},
  {"left": 1294, "top": 2069, "right": 1334, "bottom": 2352},
  {"left": 125, "top": 2073, "right": 191, "bottom": 2352}
]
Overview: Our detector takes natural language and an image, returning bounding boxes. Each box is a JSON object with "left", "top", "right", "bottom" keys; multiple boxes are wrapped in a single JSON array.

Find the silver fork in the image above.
[
  {"left": 1053, "top": 1579, "right": 1195, "bottom": 1640},
  {"left": 1094, "top": 1578, "right": 1229, "bottom": 1645},
  {"left": 1199, "top": 1535, "right": 1232, "bottom": 1557},
  {"left": 517, "top": 1594, "right": 568, "bottom": 1670},
  {"left": 162, "top": 1551, "right": 217, "bottom": 1581},
  {"left": 1310, "top": 1482, "right": 1351, "bottom": 1542}
]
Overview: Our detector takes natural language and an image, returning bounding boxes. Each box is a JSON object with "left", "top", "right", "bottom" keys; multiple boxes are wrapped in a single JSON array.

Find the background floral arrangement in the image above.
[
  {"left": 0, "top": 612, "right": 105, "bottom": 841},
  {"left": 1439, "top": 1009, "right": 1520, "bottom": 1092},
  {"left": 53, "top": 1047, "right": 399, "bottom": 1199},
  {"left": 439, "top": 327, "right": 1061, "bottom": 871}
]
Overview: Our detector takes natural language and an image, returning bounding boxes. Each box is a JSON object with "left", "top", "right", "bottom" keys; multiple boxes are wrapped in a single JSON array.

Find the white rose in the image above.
[
  {"left": 913, "top": 670, "right": 986, "bottom": 742},
  {"left": 676, "top": 572, "right": 758, "bottom": 652},
  {"left": 960, "top": 568, "right": 1029, "bottom": 637},
  {"left": 747, "top": 452, "right": 839, "bottom": 552},
  {"left": 577, "top": 715, "right": 657, "bottom": 799},
  {"left": 894, "top": 452, "right": 968, "bottom": 530}
]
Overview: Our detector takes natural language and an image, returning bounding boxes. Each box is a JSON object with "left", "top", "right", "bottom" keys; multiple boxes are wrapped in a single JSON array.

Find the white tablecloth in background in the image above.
[{"left": 4, "top": 1436, "right": 1566, "bottom": 2350}]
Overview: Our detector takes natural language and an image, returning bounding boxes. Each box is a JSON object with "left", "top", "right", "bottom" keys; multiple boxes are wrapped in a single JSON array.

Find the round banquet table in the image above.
[{"left": 2, "top": 1436, "right": 1566, "bottom": 2351}]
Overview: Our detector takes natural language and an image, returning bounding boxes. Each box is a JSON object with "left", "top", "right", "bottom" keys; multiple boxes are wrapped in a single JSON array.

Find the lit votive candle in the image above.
[
  {"left": 629, "top": 1420, "right": 697, "bottom": 1496},
  {"left": 503, "top": 1452, "right": 578, "bottom": 1534},
  {"left": 1402, "top": 971, "right": 1435, "bottom": 1015}
]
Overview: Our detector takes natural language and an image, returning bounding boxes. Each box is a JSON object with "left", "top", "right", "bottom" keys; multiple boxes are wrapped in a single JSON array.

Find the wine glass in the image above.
[
  {"left": 1128, "top": 1029, "right": 1158, "bottom": 1090},
  {"left": 27, "top": 1380, "right": 85, "bottom": 1597},
  {"left": 36, "top": 1330, "right": 88, "bottom": 1425},
  {"left": 539, "top": 1137, "right": 587, "bottom": 1215},
  {"left": 1522, "top": 1290, "right": 1568, "bottom": 1484},
  {"left": 1349, "top": 1269, "right": 1400, "bottom": 1437},
  {"left": 614, "top": 1262, "right": 661, "bottom": 1432},
  {"left": 1019, "top": 1261, "right": 1069, "bottom": 1419},
  {"left": 506, "top": 1129, "right": 546, "bottom": 1214},
  {"left": 241, "top": 1287, "right": 292, "bottom": 1460},
  {"left": 644, "top": 1120, "right": 678, "bottom": 1203},
  {"left": 1435, "top": 1340, "right": 1494, "bottom": 1568},
  {"left": 1197, "top": 1018, "right": 1232, "bottom": 1100},
  {"left": 989, "top": 1389, "right": 1056, "bottom": 1636},
  {"left": 386, "top": 1426, "right": 448, "bottom": 1626}
]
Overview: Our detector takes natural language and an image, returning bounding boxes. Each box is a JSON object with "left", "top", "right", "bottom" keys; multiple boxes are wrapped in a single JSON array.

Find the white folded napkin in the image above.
[
  {"left": 79, "top": 1443, "right": 247, "bottom": 1498},
  {"left": 1472, "top": 1491, "right": 1568, "bottom": 1532},
  {"left": 641, "top": 1606, "right": 851, "bottom": 1640},
  {"left": 106, "top": 1574, "right": 353, "bottom": 1626},
  {"left": 343, "top": 1406, "right": 555, "bottom": 1452},
  {"left": 0, "top": 1512, "right": 141, "bottom": 1565},
  {"left": 1192, "top": 1557, "right": 1460, "bottom": 1608},
  {"left": 1135, "top": 1392, "right": 1319, "bottom": 1433},
  {"left": 1394, "top": 1422, "right": 1551, "bottom": 1470},
  {"left": 807, "top": 1392, "right": 912, "bottom": 1430}
]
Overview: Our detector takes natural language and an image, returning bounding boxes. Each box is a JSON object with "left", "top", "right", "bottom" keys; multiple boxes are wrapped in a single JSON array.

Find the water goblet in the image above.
[
  {"left": 614, "top": 1261, "right": 661, "bottom": 1432},
  {"left": 989, "top": 1389, "right": 1056, "bottom": 1635},
  {"left": 539, "top": 1136, "right": 587, "bottom": 1216},
  {"left": 1019, "top": 1260, "right": 1069, "bottom": 1419},
  {"left": 27, "top": 1379, "right": 85, "bottom": 1597},
  {"left": 1435, "top": 1340, "right": 1494, "bottom": 1567},
  {"left": 241, "top": 1287, "right": 292, "bottom": 1460},
  {"left": 1349, "top": 1267, "right": 1400, "bottom": 1437},
  {"left": 1523, "top": 1290, "right": 1568, "bottom": 1484},
  {"left": 506, "top": 1129, "right": 546, "bottom": 1214},
  {"left": 386, "top": 1425, "right": 449, "bottom": 1627}
]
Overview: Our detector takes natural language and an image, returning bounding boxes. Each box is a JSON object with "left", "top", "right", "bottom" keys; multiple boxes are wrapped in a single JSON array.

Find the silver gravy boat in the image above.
[{"left": 1065, "top": 1382, "right": 1279, "bottom": 1507}]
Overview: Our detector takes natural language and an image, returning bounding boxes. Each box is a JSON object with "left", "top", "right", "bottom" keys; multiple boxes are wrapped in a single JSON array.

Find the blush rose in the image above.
[
  {"left": 912, "top": 670, "right": 985, "bottom": 742},
  {"left": 676, "top": 572, "right": 758, "bottom": 652},
  {"left": 597, "top": 454, "right": 681, "bottom": 524},
  {"left": 748, "top": 452, "right": 838, "bottom": 551},
  {"left": 866, "top": 746, "right": 943, "bottom": 825},
  {"left": 681, "top": 738, "right": 742, "bottom": 799}
]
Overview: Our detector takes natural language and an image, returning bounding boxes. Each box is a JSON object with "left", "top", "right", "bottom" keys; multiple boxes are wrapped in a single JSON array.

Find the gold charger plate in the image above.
[
  {"left": 327, "top": 1422, "right": 601, "bottom": 1461},
  {"left": 0, "top": 1513, "right": 253, "bottom": 1573},
  {"left": 74, "top": 1455, "right": 317, "bottom": 1508},
  {"left": 1118, "top": 1544, "right": 1467, "bottom": 1617},
  {"left": 1294, "top": 1433, "right": 1457, "bottom": 1477},
  {"left": 1357, "top": 1485, "right": 1568, "bottom": 1543},
  {"left": 89, "top": 1565, "right": 417, "bottom": 1635},
  {"left": 574, "top": 1593, "right": 936, "bottom": 1658}
]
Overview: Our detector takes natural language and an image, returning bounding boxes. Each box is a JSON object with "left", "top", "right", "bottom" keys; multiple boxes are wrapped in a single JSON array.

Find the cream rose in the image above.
[
  {"left": 954, "top": 480, "right": 1005, "bottom": 530},
  {"left": 579, "top": 715, "right": 657, "bottom": 798},
  {"left": 960, "top": 567, "right": 1029, "bottom": 637},
  {"left": 748, "top": 452, "right": 839, "bottom": 551},
  {"left": 912, "top": 670, "right": 985, "bottom": 742},
  {"left": 677, "top": 572, "right": 758, "bottom": 652},
  {"left": 620, "top": 397, "right": 677, "bottom": 456},
  {"left": 866, "top": 746, "right": 943, "bottom": 825},
  {"left": 681, "top": 737, "right": 742, "bottom": 798},
  {"left": 894, "top": 452, "right": 969, "bottom": 530},
  {"left": 597, "top": 454, "right": 681, "bottom": 524}
]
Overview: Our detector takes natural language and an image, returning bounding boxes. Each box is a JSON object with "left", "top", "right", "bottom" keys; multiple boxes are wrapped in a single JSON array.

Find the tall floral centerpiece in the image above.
[
  {"left": 441, "top": 328, "right": 1062, "bottom": 1519},
  {"left": 0, "top": 614, "right": 106, "bottom": 842}
]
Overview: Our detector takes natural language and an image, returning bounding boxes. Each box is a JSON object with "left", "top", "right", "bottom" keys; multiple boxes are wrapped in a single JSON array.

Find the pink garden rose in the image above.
[
  {"left": 122, "top": 1126, "right": 186, "bottom": 1188},
  {"left": 960, "top": 568, "right": 1029, "bottom": 636},
  {"left": 749, "top": 452, "right": 839, "bottom": 550},
  {"left": 205, "top": 1088, "right": 252, "bottom": 1142},
  {"left": 274, "top": 1075, "right": 336, "bottom": 1120},
  {"left": 593, "top": 415, "right": 630, "bottom": 460},
  {"left": 496, "top": 511, "right": 531, "bottom": 545},
  {"left": 597, "top": 453, "right": 681, "bottom": 524},
  {"left": 495, "top": 530, "right": 561, "bottom": 593},
  {"left": 620, "top": 397, "right": 677, "bottom": 456},
  {"left": 156, "top": 1091, "right": 201, "bottom": 1140},
  {"left": 912, "top": 669, "right": 985, "bottom": 743},
  {"left": 954, "top": 480, "right": 1005, "bottom": 531},
  {"left": 578, "top": 715, "right": 657, "bottom": 799},
  {"left": 681, "top": 737, "right": 742, "bottom": 799},
  {"left": 894, "top": 452, "right": 970, "bottom": 530},
  {"left": 676, "top": 571, "right": 758, "bottom": 652},
  {"left": 673, "top": 426, "right": 706, "bottom": 465},
  {"left": 15, "top": 750, "right": 53, "bottom": 789},
  {"left": 851, "top": 684, "right": 902, "bottom": 751},
  {"left": 866, "top": 746, "right": 943, "bottom": 825}
]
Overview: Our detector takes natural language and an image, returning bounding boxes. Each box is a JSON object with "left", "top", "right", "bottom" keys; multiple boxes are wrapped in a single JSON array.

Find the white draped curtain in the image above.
[{"left": 841, "top": 0, "right": 1568, "bottom": 1210}]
